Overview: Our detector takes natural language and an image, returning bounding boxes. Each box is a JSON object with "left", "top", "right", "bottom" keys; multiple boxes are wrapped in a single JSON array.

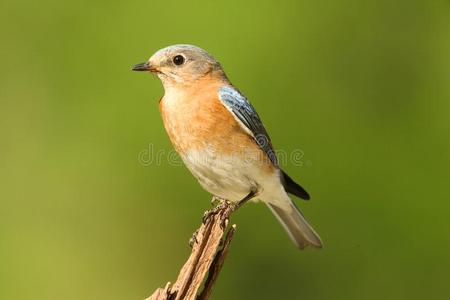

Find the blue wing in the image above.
[
  {"left": 218, "top": 86, "right": 278, "bottom": 166},
  {"left": 219, "top": 86, "right": 310, "bottom": 200}
]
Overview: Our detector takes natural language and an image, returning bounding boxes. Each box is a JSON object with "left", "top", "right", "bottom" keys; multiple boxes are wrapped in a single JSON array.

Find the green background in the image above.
[{"left": 1, "top": 0, "right": 449, "bottom": 299}]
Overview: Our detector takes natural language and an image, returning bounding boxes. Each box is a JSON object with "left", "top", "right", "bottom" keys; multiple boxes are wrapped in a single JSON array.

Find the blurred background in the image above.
[{"left": 1, "top": 0, "right": 449, "bottom": 299}]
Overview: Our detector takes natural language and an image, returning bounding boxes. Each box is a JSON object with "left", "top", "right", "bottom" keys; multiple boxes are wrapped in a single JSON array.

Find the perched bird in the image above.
[{"left": 132, "top": 45, "right": 322, "bottom": 249}]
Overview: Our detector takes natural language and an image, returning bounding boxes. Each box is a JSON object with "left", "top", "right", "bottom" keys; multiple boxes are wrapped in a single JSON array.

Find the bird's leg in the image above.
[
  {"left": 203, "top": 196, "right": 229, "bottom": 223},
  {"left": 217, "top": 190, "right": 257, "bottom": 229},
  {"left": 210, "top": 195, "right": 225, "bottom": 206},
  {"left": 202, "top": 189, "right": 257, "bottom": 226},
  {"left": 234, "top": 189, "right": 257, "bottom": 211}
]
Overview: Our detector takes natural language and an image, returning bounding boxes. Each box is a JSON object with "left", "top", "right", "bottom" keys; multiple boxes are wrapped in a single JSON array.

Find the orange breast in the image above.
[{"left": 159, "top": 76, "right": 275, "bottom": 173}]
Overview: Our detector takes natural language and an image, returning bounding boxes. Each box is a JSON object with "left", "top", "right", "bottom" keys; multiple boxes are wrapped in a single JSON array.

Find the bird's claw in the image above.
[
  {"left": 203, "top": 198, "right": 233, "bottom": 224},
  {"left": 210, "top": 195, "right": 226, "bottom": 206},
  {"left": 203, "top": 204, "right": 223, "bottom": 223}
]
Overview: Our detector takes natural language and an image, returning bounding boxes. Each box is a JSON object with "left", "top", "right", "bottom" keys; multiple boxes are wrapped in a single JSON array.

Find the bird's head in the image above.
[{"left": 132, "top": 44, "right": 227, "bottom": 87}]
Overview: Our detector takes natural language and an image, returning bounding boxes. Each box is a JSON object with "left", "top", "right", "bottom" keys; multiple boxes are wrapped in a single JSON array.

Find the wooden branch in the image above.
[{"left": 146, "top": 203, "right": 236, "bottom": 300}]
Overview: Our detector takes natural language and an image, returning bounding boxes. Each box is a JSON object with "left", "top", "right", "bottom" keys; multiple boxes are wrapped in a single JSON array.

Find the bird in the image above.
[{"left": 132, "top": 44, "right": 322, "bottom": 249}]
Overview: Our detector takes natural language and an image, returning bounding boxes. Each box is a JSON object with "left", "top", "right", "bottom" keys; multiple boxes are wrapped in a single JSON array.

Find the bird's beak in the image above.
[{"left": 132, "top": 62, "right": 152, "bottom": 72}]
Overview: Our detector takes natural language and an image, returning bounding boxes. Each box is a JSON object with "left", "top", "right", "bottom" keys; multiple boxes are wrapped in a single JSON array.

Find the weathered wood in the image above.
[
  {"left": 198, "top": 224, "right": 236, "bottom": 300},
  {"left": 146, "top": 204, "right": 236, "bottom": 300}
]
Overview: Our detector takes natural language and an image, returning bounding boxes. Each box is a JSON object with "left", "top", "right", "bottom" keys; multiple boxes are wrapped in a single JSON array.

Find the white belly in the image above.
[
  {"left": 180, "top": 148, "right": 258, "bottom": 202},
  {"left": 180, "top": 148, "right": 283, "bottom": 202}
]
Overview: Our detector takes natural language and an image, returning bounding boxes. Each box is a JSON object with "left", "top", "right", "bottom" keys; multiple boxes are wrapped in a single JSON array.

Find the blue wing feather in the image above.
[
  {"left": 218, "top": 86, "right": 278, "bottom": 166},
  {"left": 218, "top": 86, "right": 310, "bottom": 200}
]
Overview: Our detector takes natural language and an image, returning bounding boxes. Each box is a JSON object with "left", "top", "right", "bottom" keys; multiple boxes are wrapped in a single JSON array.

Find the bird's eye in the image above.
[{"left": 173, "top": 55, "right": 185, "bottom": 66}]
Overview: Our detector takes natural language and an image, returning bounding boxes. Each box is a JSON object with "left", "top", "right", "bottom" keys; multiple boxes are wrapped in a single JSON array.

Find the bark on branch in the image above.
[{"left": 146, "top": 203, "right": 236, "bottom": 300}]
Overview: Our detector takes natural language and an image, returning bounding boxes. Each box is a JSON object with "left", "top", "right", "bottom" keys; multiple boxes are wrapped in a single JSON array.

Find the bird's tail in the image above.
[{"left": 266, "top": 199, "right": 323, "bottom": 249}]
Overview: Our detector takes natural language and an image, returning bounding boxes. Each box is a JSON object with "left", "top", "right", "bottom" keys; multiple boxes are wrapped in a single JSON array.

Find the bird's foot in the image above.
[
  {"left": 202, "top": 201, "right": 228, "bottom": 224},
  {"left": 235, "top": 189, "right": 257, "bottom": 210},
  {"left": 210, "top": 195, "right": 226, "bottom": 206}
]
